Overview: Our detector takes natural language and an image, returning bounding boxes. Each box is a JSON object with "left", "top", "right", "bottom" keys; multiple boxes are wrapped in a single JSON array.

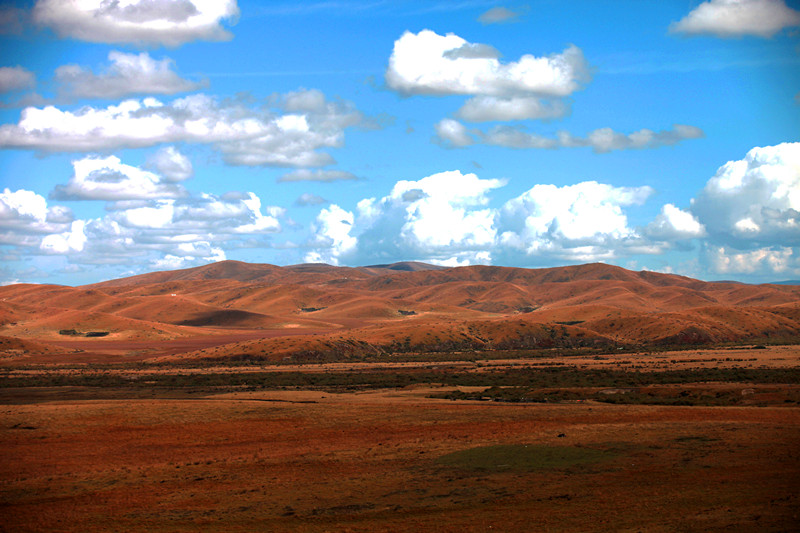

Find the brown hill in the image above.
[
  {"left": 1, "top": 261, "right": 799, "bottom": 363},
  {"left": 0, "top": 335, "right": 71, "bottom": 358}
]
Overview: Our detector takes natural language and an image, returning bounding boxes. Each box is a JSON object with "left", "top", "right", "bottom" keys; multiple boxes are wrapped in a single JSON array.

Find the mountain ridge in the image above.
[{"left": 2, "top": 260, "right": 798, "bottom": 362}]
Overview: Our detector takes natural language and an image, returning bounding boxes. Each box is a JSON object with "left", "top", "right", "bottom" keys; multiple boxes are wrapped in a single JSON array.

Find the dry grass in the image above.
[{"left": 2, "top": 370, "right": 799, "bottom": 531}]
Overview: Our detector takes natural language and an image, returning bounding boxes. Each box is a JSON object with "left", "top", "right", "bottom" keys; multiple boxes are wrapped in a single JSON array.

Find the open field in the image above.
[{"left": 2, "top": 344, "right": 800, "bottom": 532}]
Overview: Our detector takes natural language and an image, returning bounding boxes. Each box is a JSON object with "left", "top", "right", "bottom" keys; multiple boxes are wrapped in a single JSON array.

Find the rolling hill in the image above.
[{"left": 1, "top": 261, "right": 799, "bottom": 362}]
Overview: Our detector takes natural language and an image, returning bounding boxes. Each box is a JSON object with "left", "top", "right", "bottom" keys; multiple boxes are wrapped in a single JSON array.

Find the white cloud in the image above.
[
  {"left": 80, "top": 191, "right": 280, "bottom": 265},
  {"left": 385, "top": 30, "right": 589, "bottom": 98},
  {"left": 690, "top": 142, "right": 800, "bottom": 247},
  {"left": 50, "top": 154, "right": 188, "bottom": 201},
  {"left": 305, "top": 204, "right": 357, "bottom": 265},
  {"left": 33, "top": 0, "right": 240, "bottom": 46},
  {"left": 456, "top": 96, "right": 569, "bottom": 122},
  {"left": 497, "top": 181, "right": 653, "bottom": 259},
  {"left": 0, "top": 188, "right": 73, "bottom": 243},
  {"left": 429, "top": 252, "right": 492, "bottom": 267},
  {"left": 477, "top": 6, "right": 521, "bottom": 25},
  {"left": 434, "top": 119, "right": 475, "bottom": 148},
  {"left": 579, "top": 125, "right": 704, "bottom": 152},
  {"left": 0, "top": 91, "right": 364, "bottom": 167},
  {"left": 645, "top": 203, "right": 706, "bottom": 240},
  {"left": 304, "top": 172, "right": 665, "bottom": 267},
  {"left": 40, "top": 220, "right": 87, "bottom": 254},
  {"left": 282, "top": 88, "right": 329, "bottom": 113},
  {"left": 1, "top": 183, "right": 283, "bottom": 270},
  {"left": 112, "top": 192, "right": 282, "bottom": 235},
  {"left": 278, "top": 169, "right": 358, "bottom": 182},
  {"left": 151, "top": 242, "right": 225, "bottom": 270},
  {"left": 670, "top": 0, "right": 800, "bottom": 38},
  {"left": 392, "top": 170, "right": 501, "bottom": 248},
  {"left": 435, "top": 120, "right": 703, "bottom": 152},
  {"left": 0, "top": 66, "right": 35, "bottom": 93},
  {"left": 55, "top": 50, "right": 204, "bottom": 100},
  {"left": 146, "top": 146, "right": 193, "bottom": 182},
  {"left": 481, "top": 125, "right": 557, "bottom": 149},
  {"left": 307, "top": 170, "right": 504, "bottom": 265},
  {"left": 706, "top": 246, "right": 798, "bottom": 276}
]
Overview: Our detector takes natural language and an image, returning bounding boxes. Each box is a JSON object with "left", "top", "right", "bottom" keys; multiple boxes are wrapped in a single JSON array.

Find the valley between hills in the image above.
[{"left": 2, "top": 261, "right": 799, "bottom": 531}]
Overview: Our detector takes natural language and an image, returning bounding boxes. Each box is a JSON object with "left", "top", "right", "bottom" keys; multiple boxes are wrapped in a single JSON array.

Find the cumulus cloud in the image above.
[
  {"left": 62, "top": 192, "right": 279, "bottom": 266},
  {"left": 150, "top": 242, "right": 226, "bottom": 270},
  {"left": 278, "top": 169, "right": 358, "bottom": 182},
  {"left": 33, "top": 0, "right": 240, "bottom": 46},
  {"left": 670, "top": 0, "right": 800, "bottom": 38},
  {"left": 304, "top": 171, "right": 666, "bottom": 267},
  {"left": 690, "top": 142, "right": 800, "bottom": 247},
  {"left": 50, "top": 154, "right": 188, "bottom": 201},
  {"left": 146, "top": 146, "right": 193, "bottom": 182},
  {"left": 1, "top": 183, "right": 283, "bottom": 270},
  {"left": 434, "top": 119, "right": 475, "bottom": 148},
  {"left": 55, "top": 50, "right": 204, "bottom": 100},
  {"left": 307, "top": 170, "right": 504, "bottom": 265},
  {"left": 496, "top": 181, "right": 654, "bottom": 261},
  {"left": 386, "top": 30, "right": 589, "bottom": 98},
  {"left": 0, "top": 91, "right": 364, "bottom": 166},
  {"left": 40, "top": 220, "right": 87, "bottom": 254},
  {"left": 111, "top": 192, "right": 283, "bottom": 236},
  {"left": 644, "top": 204, "right": 706, "bottom": 240},
  {"left": 435, "top": 120, "right": 703, "bottom": 152},
  {"left": 385, "top": 30, "right": 587, "bottom": 123},
  {"left": 477, "top": 6, "right": 521, "bottom": 25},
  {"left": 383, "top": 170, "right": 501, "bottom": 248},
  {"left": 0, "top": 67, "right": 35, "bottom": 93},
  {"left": 706, "top": 245, "right": 798, "bottom": 276},
  {"left": 305, "top": 204, "right": 357, "bottom": 264},
  {"left": 0, "top": 189, "right": 73, "bottom": 245}
]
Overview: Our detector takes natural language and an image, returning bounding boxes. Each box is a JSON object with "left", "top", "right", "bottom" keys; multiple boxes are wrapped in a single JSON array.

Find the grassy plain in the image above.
[{"left": 2, "top": 345, "right": 799, "bottom": 532}]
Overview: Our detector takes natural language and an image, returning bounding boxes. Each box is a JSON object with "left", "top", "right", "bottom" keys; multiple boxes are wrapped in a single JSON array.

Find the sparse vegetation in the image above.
[
  {"left": 2, "top": 365, "right": 797, "bottom": 405},
  {"left": 435, "top": 444, "right": 618, "bottom": 472}
]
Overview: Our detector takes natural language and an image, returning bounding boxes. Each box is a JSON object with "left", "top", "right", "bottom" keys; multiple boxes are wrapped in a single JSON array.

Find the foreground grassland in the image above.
[{"left": 1, "top": 345, "right": 799, "bottom": 531}]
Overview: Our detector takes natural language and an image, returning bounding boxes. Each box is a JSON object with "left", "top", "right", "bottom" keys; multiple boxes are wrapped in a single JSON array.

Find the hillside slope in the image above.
[{"left": 1, "top": 261, "right": 798, "bottom": 361}]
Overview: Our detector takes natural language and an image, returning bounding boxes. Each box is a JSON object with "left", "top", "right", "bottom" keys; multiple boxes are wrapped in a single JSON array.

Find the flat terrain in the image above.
[{"left": 2, "top": 345, "right": 800, "bottom": 532}]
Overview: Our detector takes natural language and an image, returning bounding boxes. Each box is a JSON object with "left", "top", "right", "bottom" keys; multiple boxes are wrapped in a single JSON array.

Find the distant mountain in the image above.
[
  {"left": 1, "top": 260, "right": 798, "bottom": 361},
  {"left": 771, "top": 280, "right": 800, "bottom": 286},
  {"left": 363, "top": 261, "right": 447, "bottom": 272}
]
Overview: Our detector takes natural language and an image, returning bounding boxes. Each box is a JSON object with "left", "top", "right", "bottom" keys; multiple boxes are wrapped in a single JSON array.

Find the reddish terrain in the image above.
[
  {"left": 2, "top": 377, "right": 799, "bottom": 532},
  {"left": 0, "top": 261, "right": 798, "bottom": 363},
  {"left": 1, "top": 261, "right": 799, "bottom": 531}
]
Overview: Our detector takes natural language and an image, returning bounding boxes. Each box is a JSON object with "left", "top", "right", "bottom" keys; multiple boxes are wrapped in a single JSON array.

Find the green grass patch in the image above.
[
  {"left": 2, "top": 366, "right": 798, "bottom": 397},
  {"left": 435, "top": 444, "right": 617, "bottom": 472},
  {"left": 432, "top": 383, "right": 800, "bottom": 406}
]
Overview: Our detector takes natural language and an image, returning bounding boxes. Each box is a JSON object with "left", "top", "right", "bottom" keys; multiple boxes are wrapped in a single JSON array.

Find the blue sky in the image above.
[{"left": 0, "top": 0, "right": 798, "bottom": 286}]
